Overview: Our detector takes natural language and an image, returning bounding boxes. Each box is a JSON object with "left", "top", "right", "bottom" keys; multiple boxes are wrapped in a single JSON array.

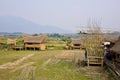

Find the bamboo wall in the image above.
[
  {"left": 82, "top": 34, "right": 104, "bottom": 66},
  {"left": 24, "top": 43, "right": 46, "bottom": 50}
]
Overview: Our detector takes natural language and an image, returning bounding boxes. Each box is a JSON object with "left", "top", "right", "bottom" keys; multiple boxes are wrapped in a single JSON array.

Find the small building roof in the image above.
[
  {"left": 110, "top": 36, "right": 120, "bottom": 54},
  {"left": 71, "top": 38, "right": 81, "bottom": 44},
  {"left": 7, "top": 38, "right": 17, "bottom": 45},
  {"left": 104, "top": 36, "right": 118, "bottom": 43},
  {"left": 23, "top": 34, "right": 47, "bottom": 43}
]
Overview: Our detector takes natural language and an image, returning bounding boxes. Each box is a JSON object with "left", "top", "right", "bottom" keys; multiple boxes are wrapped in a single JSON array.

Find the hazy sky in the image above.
[{"left": 0, "top": 0, "right": 120, "bottom": 32}]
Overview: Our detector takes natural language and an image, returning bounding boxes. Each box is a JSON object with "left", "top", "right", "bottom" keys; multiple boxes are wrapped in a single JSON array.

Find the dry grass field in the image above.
[{"left": 0, "top": 50, "right": 115, "bottom": 80}]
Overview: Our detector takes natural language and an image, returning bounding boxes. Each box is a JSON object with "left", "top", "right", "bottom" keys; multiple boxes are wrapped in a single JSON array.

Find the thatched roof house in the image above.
[
  {"left": 71, "top": 38, "right": 81, "bottom": 49},
  {"left": 7, "top": 38, "right": 17, "bottom": 45},
  {"left": 103, "top": 36, "right": 118, "bottom": 49},
  {"left": 6, "top": 38, "right": 17, "bottom": 49},
  {"left": 23, "top": 34, "right": 47, "bottom": 50},
  {"left": 110, "top": 36, "right": 120, "bottom": 54},
  {"left": 105, "top": 36, "right": 118, "bottom": 43},
  {"left": 109, "top": 37, "right": 120, "bottom": 77}
]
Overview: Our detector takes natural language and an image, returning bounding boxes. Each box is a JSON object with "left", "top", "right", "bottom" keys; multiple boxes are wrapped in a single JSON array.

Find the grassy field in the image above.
[
  {"left": 0, "top": 50, "right": 114, "bottom": 80},
  {"left": 0, "top": 36, "right": 66, "bottom": 50}
]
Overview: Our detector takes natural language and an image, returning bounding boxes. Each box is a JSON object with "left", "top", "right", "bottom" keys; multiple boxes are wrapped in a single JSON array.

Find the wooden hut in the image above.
[
  {"left": 71, "top": 38, "right": 81, "bottom": 49},
  {"left": 7, "top": 38, "right": 17, "bottom": 49},
  {"left": 23, "top": 34, "right": 47, "bottom": 50},
  {"left": 7, "top": 38, "right": 17, "bottom": 45},
  {"left": 109, "top": 36, "right": 120, "bottom": 76},
  {"left": 103, "top": 36, "right": 118, "bottom": 49}
]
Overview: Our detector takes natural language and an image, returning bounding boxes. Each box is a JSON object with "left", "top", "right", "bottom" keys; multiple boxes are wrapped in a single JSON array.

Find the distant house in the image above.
[
  {"left": 7, "top": 38, "right": 17, "bottom": 45},
  {"left": 23, "top": 34, "right": 47, "bottom": 50},
  {"left": 7, "top": 38, "right": 17, "bottom": 49},
  {"left": 71, "top": 38, "right": 81, "bottom": 49}
]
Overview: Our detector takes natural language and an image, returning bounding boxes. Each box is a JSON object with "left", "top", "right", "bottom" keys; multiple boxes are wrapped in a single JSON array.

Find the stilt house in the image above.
[
  {"left": 7, "top": 38, "right": 17, "bottom": 49},
  {"left": 23, "top": 34, "right": 47, "bottom": 50},
  {"left": 71, "top": 38, "right": 81, "bottom": 49},
  {"left": 110, "top": 36, "right": 120, "bottom": 76}
]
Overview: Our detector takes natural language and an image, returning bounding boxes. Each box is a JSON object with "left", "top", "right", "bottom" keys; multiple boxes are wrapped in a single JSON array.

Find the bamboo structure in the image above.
[
  {"left": 82, "top": 34, "right": 104, "bottom": 67},
  {"left": 80, "top": 21, "right": 104, "bottom": 67}
]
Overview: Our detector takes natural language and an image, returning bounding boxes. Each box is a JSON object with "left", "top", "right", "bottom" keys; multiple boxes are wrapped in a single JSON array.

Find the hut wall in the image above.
[
  {"left": 24, "top": 43, "right": 46, "bottom": 50},
  {"left": 40, "top": 44, "right": 46, "bottom": 50},
  {"left": 25, "top": 43, "right": 41, "bottom": 48}
]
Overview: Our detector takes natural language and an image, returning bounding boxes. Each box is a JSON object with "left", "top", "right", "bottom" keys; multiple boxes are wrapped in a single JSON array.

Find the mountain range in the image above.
[{"left": 0, "top": 16, "right": 69, "bottom": 33}]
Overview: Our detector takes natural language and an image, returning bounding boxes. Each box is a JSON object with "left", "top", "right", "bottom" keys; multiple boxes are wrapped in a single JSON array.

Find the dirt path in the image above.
[
  {"left": 0, "top": 54, "right": 34, "bottom": 69},
  {"left": 55, "top": 50, "right": 85, "bottom": 64},
  {"left": 41, "top": 58, "right": 52, "bottom": 67},
  {"left": 11, "top": 62, "right": 35, "bottom": 72}
]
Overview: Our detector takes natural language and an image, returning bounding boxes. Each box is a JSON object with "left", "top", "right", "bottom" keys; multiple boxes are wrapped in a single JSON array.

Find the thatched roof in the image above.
[
  {"left": 23, "top": 34, "right": 47, "bottom": 43},
  {"left": 71, "top": 38, "right": 81, "bottom": 44},
  {"left": 104, "top": 36, "right": 118, "bottom": 43},
  {"left": 7, "top": 38, "right": 17, "bottom": 45},
  {"left": 110, "top": 36, "right": 120, "bottom": 54}
]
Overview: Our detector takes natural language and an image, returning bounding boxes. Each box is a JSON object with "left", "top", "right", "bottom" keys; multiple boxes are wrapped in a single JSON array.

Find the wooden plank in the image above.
[{"left": 87, "top": 56, "right": 103, "bottom": 67}]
